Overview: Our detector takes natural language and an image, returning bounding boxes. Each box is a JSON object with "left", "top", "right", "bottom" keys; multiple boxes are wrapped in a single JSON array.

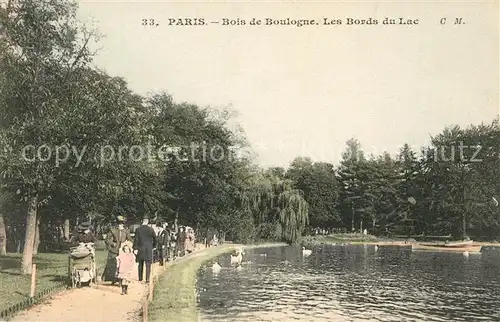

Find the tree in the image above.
[
  {"left": 240, "top": 171, "right": 309, "bottom": 244},
  {"left": 0, "top": 192, "right": 11, "bottom": 255},
  {"left": 337, "top": 138, "right": 368, "bottom": 231},
  {"left": 287, "top": 157, "right": 340, "bottom": 228},
  {"left": 0, "top": 0, "right": 101, "bottom": 274},
  {"left": 413, "top": 119, "right": 500, "bottom": 238}
]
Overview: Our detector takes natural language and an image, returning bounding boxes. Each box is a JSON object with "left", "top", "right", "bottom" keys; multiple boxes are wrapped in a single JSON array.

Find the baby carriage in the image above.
[{"left": 68, "top": 242, "right": 97, "bottom": 288}]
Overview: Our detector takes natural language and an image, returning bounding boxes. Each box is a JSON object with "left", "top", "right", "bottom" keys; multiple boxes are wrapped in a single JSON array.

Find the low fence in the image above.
[
  {"left": 0, "top": 265, "right": 68, "bottom": 320},
  {"left": 141, "top": 263, "right": 165, "bottom": 322}
]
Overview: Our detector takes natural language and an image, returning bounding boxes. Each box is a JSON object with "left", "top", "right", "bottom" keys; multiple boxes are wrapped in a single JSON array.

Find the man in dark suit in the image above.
[{"left": 133, "top": 215, "right": 157, "bottom": 283}]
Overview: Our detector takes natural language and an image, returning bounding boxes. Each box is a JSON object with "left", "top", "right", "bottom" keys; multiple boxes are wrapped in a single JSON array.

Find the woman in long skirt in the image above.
[{"left": 101, "top": 216, "right": 131, "bottom": 284}]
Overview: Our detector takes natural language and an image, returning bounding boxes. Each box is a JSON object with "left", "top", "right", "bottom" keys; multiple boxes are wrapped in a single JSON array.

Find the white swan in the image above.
[
  {"left": 230, "top": 249, "right": 243, "bottom": 266},
  {"left": 463, "top": 251, "right": 469, "bottom": 257},
  {"left": 374, "top": 245, "right": 378, "bottom": 251},
  {"left": 302, "top": 246, "right": 312, "bottom": 256},
  {"left": 211, "top": 262, "right": 222, "bottom": 274}
]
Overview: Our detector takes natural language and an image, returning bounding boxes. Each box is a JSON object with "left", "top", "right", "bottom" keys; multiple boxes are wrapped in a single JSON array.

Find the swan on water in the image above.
[
  {"left": 492, "top": 196, "right": 498, "bottom": 207},
  {"left": 463, "top": 251, "right": 469, "bottom": 257},
  {"left": 230, "top": 249, "right": 244, "bottom": 266},
  {"left": 374, "top": 245, "right": 378, "bottom": 251},
  {"left": 302, "top": 246, "right": 312, "bottom": 256},
  {"left": 211, "top": 262, "right": 222, "bottom": 273}
]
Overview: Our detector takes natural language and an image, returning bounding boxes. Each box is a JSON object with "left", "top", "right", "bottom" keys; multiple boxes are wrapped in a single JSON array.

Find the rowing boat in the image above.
[
  {"left": 444, "top": 240, "right": 473, "bottom": 247},
  {"left": 411, "top": 243, "right": 482, "bottom": 253}
]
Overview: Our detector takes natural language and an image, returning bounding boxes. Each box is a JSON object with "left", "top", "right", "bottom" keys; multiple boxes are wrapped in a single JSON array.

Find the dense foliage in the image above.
[{"left": 0, "top": 0, "right": 499, "bottom": 273}]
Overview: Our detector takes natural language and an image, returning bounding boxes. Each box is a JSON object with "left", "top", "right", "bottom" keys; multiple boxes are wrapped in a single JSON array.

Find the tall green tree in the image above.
[
  {"left": 0, "top": 0, "right": 100, "bottom": 273},
  {"left": 337, "top": 138, "right": 369, "bottom": 232},
  {"left": 287, "top": 157, "right": 340, "bottom": 228}
]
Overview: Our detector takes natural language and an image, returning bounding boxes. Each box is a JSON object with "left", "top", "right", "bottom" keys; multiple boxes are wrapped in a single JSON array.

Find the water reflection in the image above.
[{"left": 197, "top": 245, "right": 500, "bottom": 321}]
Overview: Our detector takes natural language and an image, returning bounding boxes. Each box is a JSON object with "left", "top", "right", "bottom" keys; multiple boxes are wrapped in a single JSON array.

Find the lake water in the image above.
[{"left": 197, "top": 245, "right": 500, "bottom": 321}]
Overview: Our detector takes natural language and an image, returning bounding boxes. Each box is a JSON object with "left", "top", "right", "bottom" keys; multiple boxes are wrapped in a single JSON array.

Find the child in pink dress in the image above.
[{"left": 116, "top": 241, "right": 135, "bottom": 295}]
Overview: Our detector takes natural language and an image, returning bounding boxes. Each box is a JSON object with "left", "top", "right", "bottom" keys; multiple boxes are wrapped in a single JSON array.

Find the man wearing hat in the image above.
[
  {"left": 133, "top": 214, "right": 157, "bottom": 283},
  {"left": 102, "top": 215, "right": 132, "bottom": 284}
]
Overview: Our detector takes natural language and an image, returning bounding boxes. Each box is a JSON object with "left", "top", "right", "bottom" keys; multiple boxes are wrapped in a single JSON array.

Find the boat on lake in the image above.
[
  {"left": 411, "top": 243, "right": 482, "bottom": 253},
  {"left": 444, "top": 240, "right": 473, "bottom": 247}
]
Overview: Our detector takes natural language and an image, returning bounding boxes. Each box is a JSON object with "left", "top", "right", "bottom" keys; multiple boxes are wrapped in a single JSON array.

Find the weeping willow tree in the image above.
[
  {"left": 240, "top": 172, "right": 309, "bottom": 244},
  {"left": 277, "top": 180, "right": 309, "bottom": 244}
]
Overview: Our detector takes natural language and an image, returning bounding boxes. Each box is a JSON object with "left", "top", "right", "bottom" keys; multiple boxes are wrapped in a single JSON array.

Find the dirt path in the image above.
[
  {"left": 9, "top": 245, "right": 210, "bottom": 322},
  {"left": 10, "top": 244, "right": 235, "bottom": 322},
  {"left": 11, "top": 258, "right": 157, "bottom": 322}
]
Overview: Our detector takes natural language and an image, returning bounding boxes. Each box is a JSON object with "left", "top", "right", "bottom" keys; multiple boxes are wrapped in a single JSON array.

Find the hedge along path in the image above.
[{"left": 11, "top": 255, "right": 160, "bottom": 322}]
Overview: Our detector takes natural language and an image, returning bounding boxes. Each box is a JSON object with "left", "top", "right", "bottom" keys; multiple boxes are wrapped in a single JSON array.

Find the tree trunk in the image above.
[
  {"left": 20, "top": 195, "right": 38, "bottom": 275},
  {"left": 15, "top": 232, "right": 21, "bottom": 253},
  {"left": 462, "top": 213, "right": 467, "bottom": 240},
  {"left": 351, "top": 207, "right": 355, "bottom": 232},
  {"left": 461, "top": 167, "right": 467, "bottom": 240},
  {"left": 33, "top": 215, "right": 40, "bottom": 255},
  {"left": 63, "top": 219, "right": 70, "bottom": 241},
  {"left": 0, "top": 213, "right": 6, "bottom": 255},
  {"left": 174, "top": 212, "right": 178, "bottom": 234}
]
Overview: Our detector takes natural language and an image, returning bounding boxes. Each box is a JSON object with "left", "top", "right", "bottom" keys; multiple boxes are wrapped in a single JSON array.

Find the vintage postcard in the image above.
[{"left": 0, "top": 1, "right": 498, "bottom": 321}]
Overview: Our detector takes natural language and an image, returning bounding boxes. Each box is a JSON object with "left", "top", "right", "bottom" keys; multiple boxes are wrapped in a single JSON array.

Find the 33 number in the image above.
[{"left": 142, "top": 18, "right": 158, "bottom": 26}]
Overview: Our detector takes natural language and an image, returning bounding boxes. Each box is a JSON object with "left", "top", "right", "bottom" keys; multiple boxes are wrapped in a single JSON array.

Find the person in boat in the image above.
[{"left": 102, "top": 215, "right": 132, "bottom": 285}]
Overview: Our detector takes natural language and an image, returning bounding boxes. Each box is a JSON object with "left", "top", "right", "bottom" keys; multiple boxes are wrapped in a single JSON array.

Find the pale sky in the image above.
[{"left": 77, "top": 0, "right": 499, "bottom": 167}]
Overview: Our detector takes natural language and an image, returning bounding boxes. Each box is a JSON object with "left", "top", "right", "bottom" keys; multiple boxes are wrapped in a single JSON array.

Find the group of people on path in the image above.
[{"left": 100, "top": 214, "right": 196, "bottom": 295}]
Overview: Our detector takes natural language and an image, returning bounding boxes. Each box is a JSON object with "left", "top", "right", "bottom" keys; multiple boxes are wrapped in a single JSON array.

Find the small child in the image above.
[{"left": 116, "top": 241, "right": 135, "bottom": 295}]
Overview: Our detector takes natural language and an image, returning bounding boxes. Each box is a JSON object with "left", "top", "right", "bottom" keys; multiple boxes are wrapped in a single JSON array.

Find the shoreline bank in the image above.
[
  {"left": 148, "top": 242, "right": 285, "bottom": 322},
  {"left": 303, "top": 236, "right": 500, "bottom": 247}
]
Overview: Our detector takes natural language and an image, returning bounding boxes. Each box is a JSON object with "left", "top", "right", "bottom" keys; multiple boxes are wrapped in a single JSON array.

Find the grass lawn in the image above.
[{"left": 0, "top": 250, "right": 106, "bottom": 310}]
